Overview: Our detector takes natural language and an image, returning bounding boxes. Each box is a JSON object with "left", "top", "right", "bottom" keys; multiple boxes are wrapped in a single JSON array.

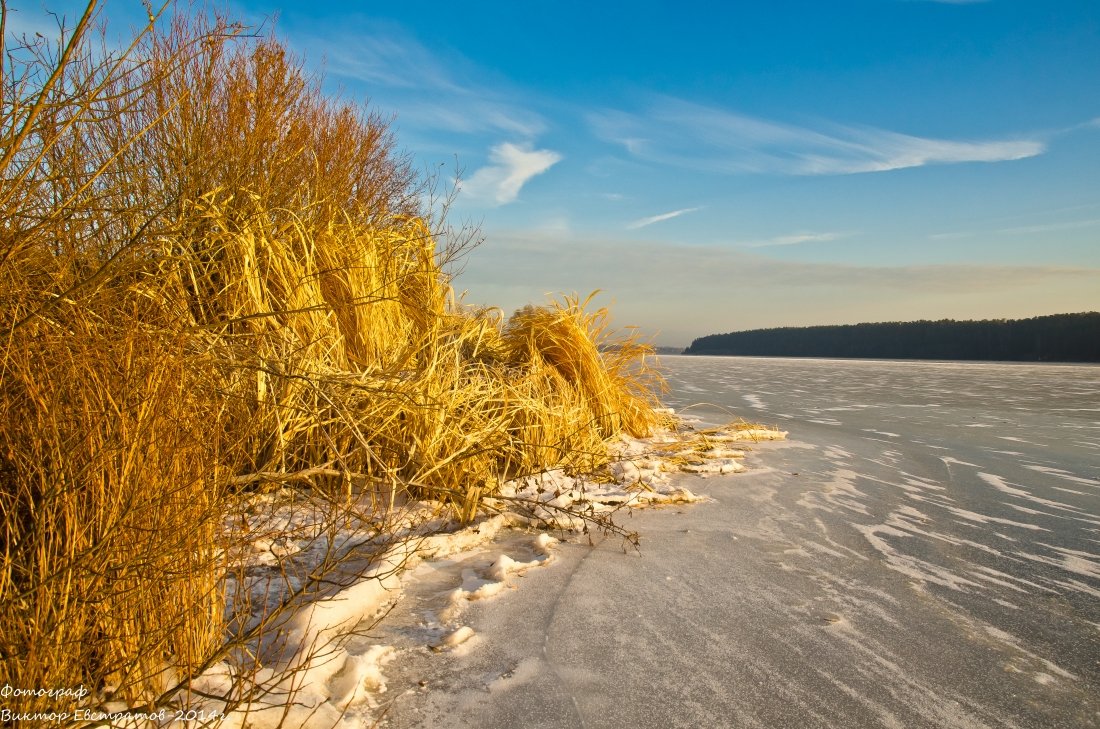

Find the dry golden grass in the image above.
[
  {"left": 0, "top": 1, "right": 665, "bottom": 716},
  {"left": 504, "top": 293, "right": 665, "bottom": 440}
]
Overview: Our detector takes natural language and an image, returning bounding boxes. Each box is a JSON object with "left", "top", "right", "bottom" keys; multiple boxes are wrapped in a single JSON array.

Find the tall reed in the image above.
[{"left": 0, "top": 1, "right": 664, "bottom": 715}]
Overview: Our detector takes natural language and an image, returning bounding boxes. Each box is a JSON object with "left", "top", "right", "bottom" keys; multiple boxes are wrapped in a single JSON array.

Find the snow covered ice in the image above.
[{"left": 168, "top": 414, "right": 784, "bottom": 728}]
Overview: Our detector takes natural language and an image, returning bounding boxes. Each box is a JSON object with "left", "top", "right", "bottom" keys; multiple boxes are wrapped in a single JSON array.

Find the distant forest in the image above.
[{"left": 683, "top": 312, "right": 1100, "bottom": 362}]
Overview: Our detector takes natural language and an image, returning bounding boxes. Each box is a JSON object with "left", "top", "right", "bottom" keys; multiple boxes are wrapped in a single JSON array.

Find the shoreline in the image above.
[
  {"left": 666, "top": 352, "right": 1100, "bottom": 367},
  {"left": 371, "top": 355, "right": 1100, "bottom": 728},
  {"left": 180, "top": 415, "right": 787, "bottom": 727}
]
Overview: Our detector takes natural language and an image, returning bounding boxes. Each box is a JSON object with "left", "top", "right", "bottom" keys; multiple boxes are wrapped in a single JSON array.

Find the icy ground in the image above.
[
  {"left": 90, "top": 355, "right": 1099, "bottom": 728},
  {"left": 170, "top": 416, "right": 784, "bottom": 728},
  {"left": 372, "top": 356, "right": 1100, "bottom": 729}
]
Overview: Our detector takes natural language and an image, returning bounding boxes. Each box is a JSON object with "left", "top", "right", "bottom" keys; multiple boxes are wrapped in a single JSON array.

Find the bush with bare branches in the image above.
[{"left": 0, "top": 2, "right": 668, "bottom": 723}]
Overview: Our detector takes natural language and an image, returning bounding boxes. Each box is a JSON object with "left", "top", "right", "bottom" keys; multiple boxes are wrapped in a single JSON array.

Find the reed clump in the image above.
[{"left": 0, "top": 1, "right": 664, "bottom": 715}]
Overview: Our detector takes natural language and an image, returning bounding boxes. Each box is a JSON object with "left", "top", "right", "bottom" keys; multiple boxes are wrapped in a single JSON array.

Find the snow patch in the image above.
[{"left": 175, "top": 413, "right": 784, "bottom": 726}]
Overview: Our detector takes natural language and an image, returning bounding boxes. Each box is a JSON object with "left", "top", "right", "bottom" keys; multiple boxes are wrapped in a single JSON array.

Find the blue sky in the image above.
[{"left": 12, "top": 1, "right": 1099, "bottom": 345}]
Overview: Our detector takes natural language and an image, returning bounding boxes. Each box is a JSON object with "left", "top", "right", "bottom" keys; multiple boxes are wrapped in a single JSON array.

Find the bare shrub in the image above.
[{"left": 0, "top": 2, "right": 667, "bottom": 723}]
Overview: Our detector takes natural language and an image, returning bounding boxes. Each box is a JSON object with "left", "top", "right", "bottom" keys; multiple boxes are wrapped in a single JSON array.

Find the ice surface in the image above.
[
  {"left": 370, "top": 356, "right": 1100, "bottom": 729},
  {"left": 124, "top": 355, "right": 1100, "bottom": 728},
  {"left": 155, "top": 412, "right": 784, "bottom": 727}
]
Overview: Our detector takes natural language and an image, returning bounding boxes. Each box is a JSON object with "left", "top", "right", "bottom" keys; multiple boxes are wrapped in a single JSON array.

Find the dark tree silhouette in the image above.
[{"left": 683, "top": 313, "right": 1100, "bottom": 362}]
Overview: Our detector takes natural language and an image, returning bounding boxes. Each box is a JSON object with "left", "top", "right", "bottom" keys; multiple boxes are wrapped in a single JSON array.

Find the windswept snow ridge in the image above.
[{"left": 164, "top": 415, "right": 785, "bottom": 728}]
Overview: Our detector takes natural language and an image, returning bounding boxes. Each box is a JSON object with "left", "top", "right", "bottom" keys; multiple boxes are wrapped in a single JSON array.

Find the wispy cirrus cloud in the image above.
[
  {"left": 589, "top": 98, "right": 1045, "bottom": 176},
  {"left": 740, "top": 232, "right": 844, "bottom": 248},
  {"left": 459, "top": 142, "right": 562, "bottom": 206},
  {"left": 465, "top": 231, "right": 1099, "bottom": 296},
  {"left": 931, "top": 218, "right": 1100, "bottom": 240},
  {"left": 457, "top": 231, "right": 1100, "bottom": 344},
  {"left": 294, "top": 20, "right": 546, "bottom": 138},
  {"left": 626, "top": 206, "right": 703, "bottom": 230}
]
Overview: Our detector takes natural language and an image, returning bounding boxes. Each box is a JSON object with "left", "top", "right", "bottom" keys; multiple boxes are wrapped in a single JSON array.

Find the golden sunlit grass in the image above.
[{"left": 0, "top": 1, "right": 666, "bottom": 716}]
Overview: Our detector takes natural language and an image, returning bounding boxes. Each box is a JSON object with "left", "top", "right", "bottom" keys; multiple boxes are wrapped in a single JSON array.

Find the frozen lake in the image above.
[{"left": 382, "top": 356, "right": 1100, "bottom": 728}]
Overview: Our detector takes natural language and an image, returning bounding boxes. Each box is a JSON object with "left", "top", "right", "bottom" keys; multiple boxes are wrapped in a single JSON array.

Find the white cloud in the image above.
[
  {"left": 931, "top": 218, "right": 1100, "bottom": 240},
  {"left": 318, "top": 23, "right": 460, "bottom": 92},
  {"left": 390, "top": 99, "right": 546, "bottom": 137},
  {"left": 460, "top": 142, "right": 562, "bottom": 205},
  {"left": 626, "top": 207, "right": 703, "bottom": 230},
  {"left": 590, "top": 98, "right": 1046, "bottom": 176},
  {"left": 294, "top": 20, "right": 546, "bottom": 138},
  {"left": 455, "top": 231, "right": 1100, "bottom": 345},
  {"left": 741, "top": 232, "right": 843, "bottom": 248}
]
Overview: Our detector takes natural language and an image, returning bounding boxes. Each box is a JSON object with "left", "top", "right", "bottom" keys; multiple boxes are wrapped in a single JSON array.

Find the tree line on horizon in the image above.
[{"left": 683, "top": 312, "right": 1100, "bottom": 362}]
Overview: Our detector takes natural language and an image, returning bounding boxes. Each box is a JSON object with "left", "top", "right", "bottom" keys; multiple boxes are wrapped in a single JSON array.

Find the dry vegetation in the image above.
[{"left": 0, "top": 1, "right": 666, "bottom": 720}]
